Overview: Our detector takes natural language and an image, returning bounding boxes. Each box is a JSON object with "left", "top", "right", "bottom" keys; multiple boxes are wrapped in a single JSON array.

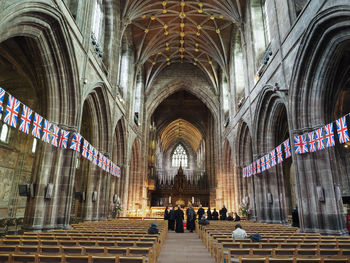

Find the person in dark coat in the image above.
[
  {"left": 197, "top": 205, "right": 205, "bottom": 221},
  {"left": 292, "top": 206, "right": 299, "bottom": 227},
  {"left": 212, "top": 208, "right": 219, "bottom": 220},
  {"left": 234, "top": 212, "right": 241, "bottom": 222},
  {"left": 175, "top": 205, "right": 184, "bottom": 233},
  {"left": 207, "top": 207, "right": 212, "bottom": 220},
  {"left": 164, "top": 206, "right": 169, "bottom": 220},
  {"left": 220, "top": 205, "right": 227, "bottom": 220},
  {"left": 187, "top": 205, "right": 196, "bottom": 232},
  {"left": 168, "top": 206, "right": 175, "bottom": 230},
  {"left": 226, "top": 213, "right": 234, "bottom": 221},
  {"left": 148, "top": 222, "right": 159, "bottom": 234}
]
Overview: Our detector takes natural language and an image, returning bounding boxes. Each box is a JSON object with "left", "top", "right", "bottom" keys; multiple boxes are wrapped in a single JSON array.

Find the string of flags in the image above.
[
  {"left": 243, "top": 114, "right": 350, "bottom": 177},
  {"left": 0, "top": 87, "right": 121, "bottom": 177}
]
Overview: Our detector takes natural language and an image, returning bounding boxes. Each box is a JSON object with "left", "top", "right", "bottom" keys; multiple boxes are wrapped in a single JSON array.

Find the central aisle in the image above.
[{"left": 157, "top": 231, "right": 216, "bottom": 263}]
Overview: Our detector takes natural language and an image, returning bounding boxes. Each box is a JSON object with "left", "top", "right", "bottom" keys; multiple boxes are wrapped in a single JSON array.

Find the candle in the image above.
[
  {"left": 169, "top": 196, "right": 171, "bottom": 204},
  {"left": 192, "top": 196, "right": 194, "bottom": 204}
]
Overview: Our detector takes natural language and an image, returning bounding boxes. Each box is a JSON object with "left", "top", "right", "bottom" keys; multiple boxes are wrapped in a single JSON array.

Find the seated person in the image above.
[
  {"left": 234, "top": 212, "right": 241, "bottom": 221},
  {"left": 226, "top": 213, "right": 234, "bottom": 221},
  {"left": 148, "top": 222, "right": 159, "bottom": 234},
  {"left": 198, "top": 215, "right": 210, "bottom": 225},
  {"left": 232, "top": 224, "right": 247, "bottom": 239}
]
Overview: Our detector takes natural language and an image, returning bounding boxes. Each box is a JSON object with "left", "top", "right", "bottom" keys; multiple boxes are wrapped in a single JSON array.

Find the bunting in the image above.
[
  {"left": 4, "top": 95, "right": 20, "bottom": 128},
  {"left": 19, "top": 105, "right": 32, "bottom": 134},
  {"left": 336, "top": 116, "right": 350, "bottom": 144}
]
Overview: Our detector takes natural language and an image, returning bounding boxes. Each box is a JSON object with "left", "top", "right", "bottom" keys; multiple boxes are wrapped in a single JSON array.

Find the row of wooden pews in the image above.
[
  {"left": 0, "top": 219, "right": 167, "bottom": 263},
  {"left": 197, "top": 221, "right": 350, "bottom": 263}
]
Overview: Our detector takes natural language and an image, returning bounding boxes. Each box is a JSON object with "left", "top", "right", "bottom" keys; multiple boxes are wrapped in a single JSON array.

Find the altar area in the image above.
[{"left": 148, "top": 206, "right": 208, "bottom": 218}]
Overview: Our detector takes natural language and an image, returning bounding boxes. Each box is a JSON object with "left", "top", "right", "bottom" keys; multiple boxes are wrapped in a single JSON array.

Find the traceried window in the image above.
[
  {"left": 92, "top": 0, "right": 104, "bottom": 42},
  {"left": 172, "top": 144, "right": 188, "bottom": 167}
]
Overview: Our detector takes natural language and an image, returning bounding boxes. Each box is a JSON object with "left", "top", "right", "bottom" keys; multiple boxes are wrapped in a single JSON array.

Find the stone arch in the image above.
[
  {"left": 235, "top": 121, "right": 254, "bottom": 218},
  {"left": 127, "top": 138, "right": 143, "bottom": 216},
  {"left": 222, "top": 139, "right": 237, "bottom": 215},
  {"left": 0, "top": 2, "right": 80, "bottom": 231},
  {"left": 77, "top": 85, "right": 112, "bottom": 222},
  {"left": 289, "top": 6, "right": 350, "bottom": 234},
  {"left": 253, "top": 85, "right": 291, "bottom": 224},
  {"left": 110, "top": 117, "right": 127, "bottom": 211}
]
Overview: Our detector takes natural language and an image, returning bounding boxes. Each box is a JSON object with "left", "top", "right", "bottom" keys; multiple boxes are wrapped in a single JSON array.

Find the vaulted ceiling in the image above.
[
  {"left": 160, "top": 118, "right": 202, "bottom": 152},
  {"left": 121, "top": 0, "right": 245, "bottom": 89}
]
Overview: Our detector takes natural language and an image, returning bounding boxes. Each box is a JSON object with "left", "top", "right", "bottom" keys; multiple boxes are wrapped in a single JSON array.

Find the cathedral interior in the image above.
[{"left": 0, "top": 0, "right": 350, "bottom": 237}]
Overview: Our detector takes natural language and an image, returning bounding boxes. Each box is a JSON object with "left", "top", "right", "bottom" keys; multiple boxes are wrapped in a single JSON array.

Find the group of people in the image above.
[{"left": 164, "top": 204, "right": 241, "bottom": 233}]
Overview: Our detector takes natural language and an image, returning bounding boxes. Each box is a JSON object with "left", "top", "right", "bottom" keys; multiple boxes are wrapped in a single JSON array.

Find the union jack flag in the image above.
[
  {"left": 294, "top": 134, "right": 309, "bottom": 154},
  {"left": 324, "top": 123, "right": 335, "bottom": 147},
  {"left": 32, "top": 113, "right": 43, "bottom": 139},
  {"left": 106, "top": 159, "right": 111, "bottom": 173},
  {"left": 261, "top": 156, "right": 266, "bottom": 172},
  {"left": 315, "top": 127, "right": 325, "bottom": 150},
  {"left": 336, "top": 116, "right": 350, "bottom": 144},
  {"left": 270, "top": 149, "right": 276, "bottom": 167},
  {"left": 252, "top": 162, "right": 256, "bottom": 175},
  {"left": 116, "top": 165, "right": 121, "bottom": 177},
  {"left": 82, "top": 139, "right": 89, "bottom": 158},
  {"left": 283, "top": 139, "right": 291, "bottom": 159},
  {"left": 59, "top": 129, "right": 70, "bottom": 149},
  {"left": 88, "top": 144, "right": 94, "bottom": 161},
  {"left": 51, "top": 124, "right": 60, "bottom": 147},
  {"left": 276, "top": 144, "right": 283, "bottom": 164},
  {"left": 111, "top": 163, "right": 116, "bottom": 176},
  {"left": 256, "top": 159, "right": 261, "bottom": 174},
  {"left": 308, "top": 131, "right": 316, "bottom": 152},
  {"left": 93, "top": 148, "right": 98, "bottom": 165},
  {"left": 243, "top": 167, "right": 246, "bottom": 178},
  {"left": 4, "top": 95, "right": 20, "bottom": 128},
  {"left": 102, "top": 156, "right": 107, "bottom": 171},
  {"left": 265, "top": 153, "right": 271, "bottom": 169},
  {"left": 98, "top": 152, "right": 103, "bottom": 168},
  {"left": 19, "top": 104, "right": 32, "bottom": 134},
  {"left": 0, "top": 88, "right": 5, "bottom": 114},
  {"left": 41, "top": 119, "right": 51, "bottom": 143},
  {"left": 70, "top": 132, "right": 82, "bottom": 152}
]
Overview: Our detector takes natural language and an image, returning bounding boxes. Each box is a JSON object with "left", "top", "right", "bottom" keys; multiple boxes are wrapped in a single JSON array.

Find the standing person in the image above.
[
  {"left": 197, "top": 205, "right": 205, "bottom": 220},
  {"left": 220, "top": 205, "right": 227, "bottom": 220},
  {"left": 207, "top": 207, "right": 212, "bottom": 220},
  {"left": 168, "top": 206, "right": 175, "bottom": 230},
  {"left": 186, "top": 206, "right": 190, "bottom": 230},
  {"left": 187, "top": 205, "right": 196, "bottom": 232},
  {"left": 164, "top": 206, "right": 169, "bottom": 220},
  {"left": 212, "top": 208, "right": 219, "bottom": 220},
  {"left": 292, "top": 206, "right": 299, "bottom": 227},
  {"left": 175, "top": 205, "right": 184, "bottom": 233}
]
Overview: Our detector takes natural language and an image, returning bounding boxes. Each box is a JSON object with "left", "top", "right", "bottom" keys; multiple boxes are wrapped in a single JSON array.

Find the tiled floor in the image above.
[{"left": 157, "top": 230, "right": 216, "bottom": 263}]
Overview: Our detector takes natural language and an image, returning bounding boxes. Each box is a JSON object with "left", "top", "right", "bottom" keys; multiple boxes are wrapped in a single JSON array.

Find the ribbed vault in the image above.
[
  {"left": 160, "top": 118, "right": 202, "bottom": 152},
  {"left": 121, "top": 0, "right": 245, "bottom": 89}
]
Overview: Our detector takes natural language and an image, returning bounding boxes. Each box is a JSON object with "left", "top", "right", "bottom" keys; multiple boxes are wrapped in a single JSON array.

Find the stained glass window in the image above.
[{"left": 172, "top": 144, "right": 188, "bottom": 167}]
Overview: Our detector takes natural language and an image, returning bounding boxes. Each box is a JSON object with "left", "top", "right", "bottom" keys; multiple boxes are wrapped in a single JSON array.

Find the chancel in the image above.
[{"left": 1, "top": 0, "right": 350, "bottom": 262}]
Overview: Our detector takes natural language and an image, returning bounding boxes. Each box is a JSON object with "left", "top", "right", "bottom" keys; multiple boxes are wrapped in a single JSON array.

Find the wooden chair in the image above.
[
  {"left": 251, "top": 248, "right": 273, "bottom": 256},
  {"left": 106, "top": 247, "right": 128, "bottom": 256},
  {"left": 322, "top": 258, "right": 349, "bottom": 263},
  {"left": 38, "top": 254, "right": 62, "bottom": 263},
  {"left": 261, "top": 243, "right": 279, "bottom": 249},
  {"left": 0, "top": 254, "right": 10, "bottom": 263},
  {"left": 295, "top": 258, "right": 321, "bottom": 263},
  {"left": 17, "top": 245, "right": 39, "bottom": 254},
  {"left": 85, "top": 246, "right": 106, "bottom": 255},
  {"left": 239, "top": 257, "right": 266, "bottom": 263},
  {"left": 268, "top": 258, "right": 294, "bottom": 263},
  {"left": 274, "top": 248, "right": 296, "bottom": 257},
  {"left": 61, "top": 246, "right": 83, "bottom": 255},
  {"left": 319, "top": 243, "right": 338, "bottom": 249},
  {"left": 118, "top": 256, "right": 145, "bottom": 263},
  {"left": 12, "top": 254, "right": 37, "bottom": 263},
  {"left": 0, "top": 245, "right": 17, "bottom": 253},
  {"left": 91, "top": 256, "right": 117, "bottom": 263},
  {"left": 296, "top": 248, "right": 318, "bottom": 257},
  {"left": 64, "top": 255, "right": 90, "bottom": 263},
  {"left": 40, "top": 246, "right": 61, "bottom": 254},
  {"left": 40, "top": 240, "right": 59, "bottom": 246},
  {"left": 319, "top": 248, "right": 341, "bottom": 256}
]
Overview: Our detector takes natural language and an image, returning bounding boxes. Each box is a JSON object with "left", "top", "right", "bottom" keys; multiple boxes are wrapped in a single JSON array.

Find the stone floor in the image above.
[{"left": 156, "top": 230, "right": 216, "bottom": 263}]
